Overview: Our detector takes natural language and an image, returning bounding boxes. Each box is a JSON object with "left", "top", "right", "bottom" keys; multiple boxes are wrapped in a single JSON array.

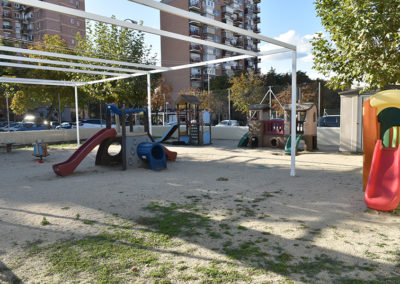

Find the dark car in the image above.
[
  {"left": 10, "top": 122, "right": 47, "bottom": 131},
  {"left": 56, "top": 122, "right": 75, "bottom": 129},
  {"left": 318, "top": 115, "right": 340, "bottom": 127}
]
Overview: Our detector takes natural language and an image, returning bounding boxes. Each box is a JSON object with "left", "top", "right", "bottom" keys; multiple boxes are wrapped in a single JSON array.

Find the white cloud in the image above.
[{"left": 259, "top": 30, "right": 324, "bottom": 78}]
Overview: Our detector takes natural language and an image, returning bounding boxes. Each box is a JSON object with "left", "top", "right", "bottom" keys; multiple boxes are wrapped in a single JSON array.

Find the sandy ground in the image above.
[{"left": 0, "top": 140, "right": 400, "bottom": 283}]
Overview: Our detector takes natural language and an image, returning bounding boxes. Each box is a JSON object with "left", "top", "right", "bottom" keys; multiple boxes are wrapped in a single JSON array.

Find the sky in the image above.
[{"left": 85, "top": 0, "right": 324, "bottom": 79}]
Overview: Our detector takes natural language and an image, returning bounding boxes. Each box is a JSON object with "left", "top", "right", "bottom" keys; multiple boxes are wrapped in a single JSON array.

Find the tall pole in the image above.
[
  {"left": 147, "top": 73, "right": 152, "bottom": 135},
  {"left": 6, "top": 91, "right": 10, "bottom": 132},
  {"left": 207, "top": 66, "right": 210, "bottom": 109},
  {"left": 269, "top": 86, "right": 272, "bottom": 118},
  {"left": 290, "top": 51, "right": 297, "bottom": 177},
  {"left": 99, "top": 102, "right": 103, "bottom": 128},
  {"left": 318, "top": 81, "right": 321, "bottom": 118},
  {"left": 163, "top": 92, "right": 166, "bottom": 126},
  {"left": 74, "top": 85, "right": 80, "bottom": 146},
  {"left": 228, "top": 89, "right": 231, "bottom": 121},
  {"left": 58, "top": 92, "right": 61, "bottom": 124}
]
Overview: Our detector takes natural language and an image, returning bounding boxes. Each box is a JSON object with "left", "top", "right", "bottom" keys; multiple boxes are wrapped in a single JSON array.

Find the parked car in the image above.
[
  {"left": 215, "top": 120, "right": 239, "bottom": 127},
  {"left": 318, "top": 115, "right": 340, "bottom": 127},
  {"left": 9, "top": 122, "right": 47, "bottom": 131},
  {"left": 56, "top": 122, "right": 75, "bottom": 129},
  {"left": 79, "top": 119, "right": 106, "bottom": 128},
  {"left": 0, "top": 121, "right": 17, "bottom": 132}
]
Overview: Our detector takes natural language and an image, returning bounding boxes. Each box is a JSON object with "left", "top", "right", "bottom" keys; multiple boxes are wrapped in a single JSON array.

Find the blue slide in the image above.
[{"left": 156, "top": 122, "right": 179, "bottom": 143}]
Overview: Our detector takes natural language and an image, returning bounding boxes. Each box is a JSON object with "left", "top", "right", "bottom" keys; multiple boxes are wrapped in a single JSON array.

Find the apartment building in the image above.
[
  {"left": 0, "top": 0, "right": 85, "bottom": 47},
  {"left": 161, "top": 0, "right": 260, "bottom": 102}
]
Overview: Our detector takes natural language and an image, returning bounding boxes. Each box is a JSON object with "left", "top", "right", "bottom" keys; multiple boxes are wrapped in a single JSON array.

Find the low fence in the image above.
[{"left": 0, "top": 126, "right": 340, "bottom": 148}]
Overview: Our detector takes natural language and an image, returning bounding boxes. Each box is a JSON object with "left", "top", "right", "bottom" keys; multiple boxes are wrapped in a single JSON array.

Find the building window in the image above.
[
  {"left": 76, "top": 1, "right": 79, "bottom": 8},
  {"left": 213, "top": 9, "right": 220, "bottom": 17},
  {"left": 205, "top": 0, "right": 214, "bottom": 7},
  {"left": 69, "top": 0, "right": 74, "bottom": 3},
  {"left": 13, "top": 3, "right": 19, "bottom": 8},
  {"left": 214, "top": 35, "right": 220, "bottom": 43},
  {"left": 70, "top": 18, "right": 75, "bottom": 24},
  {"left": 71, "top": 39, "right": 75, "bottom": 45}
]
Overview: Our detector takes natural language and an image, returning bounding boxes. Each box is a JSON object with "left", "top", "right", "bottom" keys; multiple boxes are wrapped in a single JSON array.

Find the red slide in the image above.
[
  {"left": 53, "top": 128, "right": 117, "bottom": 177},
  {"left": 162, "top": 146, "right": 177, "bottom": 161},
  {"left": 365, "top": 140, "right": 400, "bottom": 211}
]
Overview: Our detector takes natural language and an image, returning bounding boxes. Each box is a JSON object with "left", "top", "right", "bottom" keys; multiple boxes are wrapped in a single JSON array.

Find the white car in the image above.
[{"left": 215, "top": 120, "right": 239, "bottom": 127}]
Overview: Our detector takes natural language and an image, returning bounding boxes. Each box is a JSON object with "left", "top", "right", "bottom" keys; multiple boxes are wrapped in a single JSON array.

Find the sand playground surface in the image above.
[{"left": 1, "top": 140, "right": 400, "bottom": 283}]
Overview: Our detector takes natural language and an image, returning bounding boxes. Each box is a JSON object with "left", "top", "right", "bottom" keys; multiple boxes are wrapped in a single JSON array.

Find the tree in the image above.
[
  {"left": 7, "top": 35, "right": 77, "bottom": 122},
  {"left": 312, "top": 0, "right": 400, "bottom": 90},
  {"left": 75, "top": 20, "right": 158, "bottom": 106},
  {"left": 229, "top": 72, "right": 264, "bottom": 114}
]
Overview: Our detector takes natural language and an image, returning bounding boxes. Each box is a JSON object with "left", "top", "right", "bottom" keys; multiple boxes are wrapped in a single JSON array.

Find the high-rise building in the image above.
[
  {"left": 0, "top": 0, "right": 85, "bottom": 47},
  {"left": 161, "top": 0, "right": 260, "bottom": 102}
]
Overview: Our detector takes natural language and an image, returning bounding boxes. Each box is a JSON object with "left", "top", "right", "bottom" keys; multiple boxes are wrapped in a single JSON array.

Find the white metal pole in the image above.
[
  {"left": 318, "top": 82, "right": 321, "bottom": 118},
  {"left": 58, "top": 92, "right": 61, "bottom": 124},
  {"left": 269, "top": 86, "right": 272, "bottom": 118},
  {"left": 74, "top": 85, "right": 80, "bottom": 146},
  {"left": 163, "top": 93, "right": 165, "bottom": 126},
  {"left": 147, "top": 73, "right": 152, "bottom": 135},
  {"left": 228, "top": 89, "right": 231, "bottom": 121},
  {"left": 290, "top": 51, "right": 297, "bottom": 177},
  {"left": 6, "top": 92, "right": 10, "bottom": 132}
]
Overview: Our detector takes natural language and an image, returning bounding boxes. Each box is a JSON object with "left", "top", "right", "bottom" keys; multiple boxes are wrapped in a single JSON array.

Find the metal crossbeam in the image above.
[
  {"left": 0, "top": 62, "right": 126, "bottom": 76},
  {"left": 0, "top": 46, "right": 159, "bottom": 71},
  {"left": 0, "top": 77, "right": 79, "bottom": 86},
  {"left": 0, "top": 54, "right": 144, "bottom": 74}
]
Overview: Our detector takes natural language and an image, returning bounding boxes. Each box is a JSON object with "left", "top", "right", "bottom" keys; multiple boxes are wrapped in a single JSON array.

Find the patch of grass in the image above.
[
  {"left": 40, "top": 217, "right": 50, "bottom": 226},
  {"left": 142, "top": 202, "right": 210, "bottom": 237},
  {"left": 195, "top": 261, "right": 250, "bottom": 283},
  {"left": 74, "top": 213, "right": 80, "bottom": 220},
  {"left": 83, "top": 220, "right": 96, "bottom": 225},
  {"left": 224, "top": 241, "right": 267, "bottom": 260},
  {"left": 25, "top": 227, "right": 171, "bottom": 283},
  {"left": 61, "top": 207, "right": 70, "bottom": 210}
]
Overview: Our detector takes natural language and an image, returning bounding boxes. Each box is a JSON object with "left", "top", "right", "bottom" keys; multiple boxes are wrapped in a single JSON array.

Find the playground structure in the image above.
[
  {"left": 53, "top": 105, "right": 176, "bottom": 176},
  {"left": 363, "top": 90, "right": 400, "bottom": 211},
  {"left": 176, "top": 95, "right": 211, "bottom": 145},
  {"left": 246, "top": 102, "right": 317, "bottom": 152},
  {"left": 1, "top": 0, "right": 299, "bottom": 176},
  {"left": 32, "top": 140, "right": 49, "bottom": 163}
]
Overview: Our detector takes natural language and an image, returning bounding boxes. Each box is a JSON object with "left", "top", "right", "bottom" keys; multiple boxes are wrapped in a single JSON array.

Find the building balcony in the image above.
[
  {"left": 190, "top": 44, "right": 202, "bottom": 53},
  {"left": 190, "top": 57, "right": 202, "bottom": 63},
  {"left": 190, "top": 74, "right": 202, "bottom": 80},
  {"left": 252, "top": 47, "right": 260, "bottom": 52},
  {"left": 2, "top": 12, "right": 11, "bottom": 19},
  {"left": 253, "top": 27, "right": 260, "bottom": 33},
  {"left": 222, "top": 5, "right": 234, "bottom": 15},
  {"left": 189, "top": 0, "right": 201, "bottom": 10},
  {"left": 253, "top": 38, "right": 260, "bottom": 44},
  {"left": 254, "top": 0, "right": 260, "bottom": 3},
  {"left": 254, "top": 5, "right": 260, "bottom": 13},
  {"left": 203, "top": 26, "right": 215, "bottom": 35},
  {"left": 189, "top": 19, "right": 201, "bottom": 26},
  {"left": 189, "top": 30, "right": 201, "bottom": 37},
  {"left": 2, "top": 1, "right": 11, "bottom": 8},
  {"left": 254, "top": 16, "right": 260, "bottom": 23},
  {"left": 3, "top": 24, "right": 12, "bottom": 30}
]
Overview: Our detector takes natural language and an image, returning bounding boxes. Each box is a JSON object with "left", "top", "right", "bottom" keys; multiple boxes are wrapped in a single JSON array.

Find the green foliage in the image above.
[
  {"left": 75, "top": 20, "right": 157, "bottom": 106},
  {"left": 229, "top": 72, "right": 264, "bottom": 114},
  {"left": 7, "top": 35, "right": 76, "bottom": 117},
  {"left": 312, "top": 0, "right": 400, "bottom": 90}
]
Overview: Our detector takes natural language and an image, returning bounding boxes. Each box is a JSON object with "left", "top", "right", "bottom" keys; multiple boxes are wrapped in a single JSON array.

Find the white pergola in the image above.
[{"left": 2, "top": 0, "right": 298, "bottom": 176}]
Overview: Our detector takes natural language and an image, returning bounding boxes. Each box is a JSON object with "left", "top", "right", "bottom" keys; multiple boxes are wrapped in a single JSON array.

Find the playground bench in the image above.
[{"left": 0, "top": 140, "right": 16, "bottom": 153}]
